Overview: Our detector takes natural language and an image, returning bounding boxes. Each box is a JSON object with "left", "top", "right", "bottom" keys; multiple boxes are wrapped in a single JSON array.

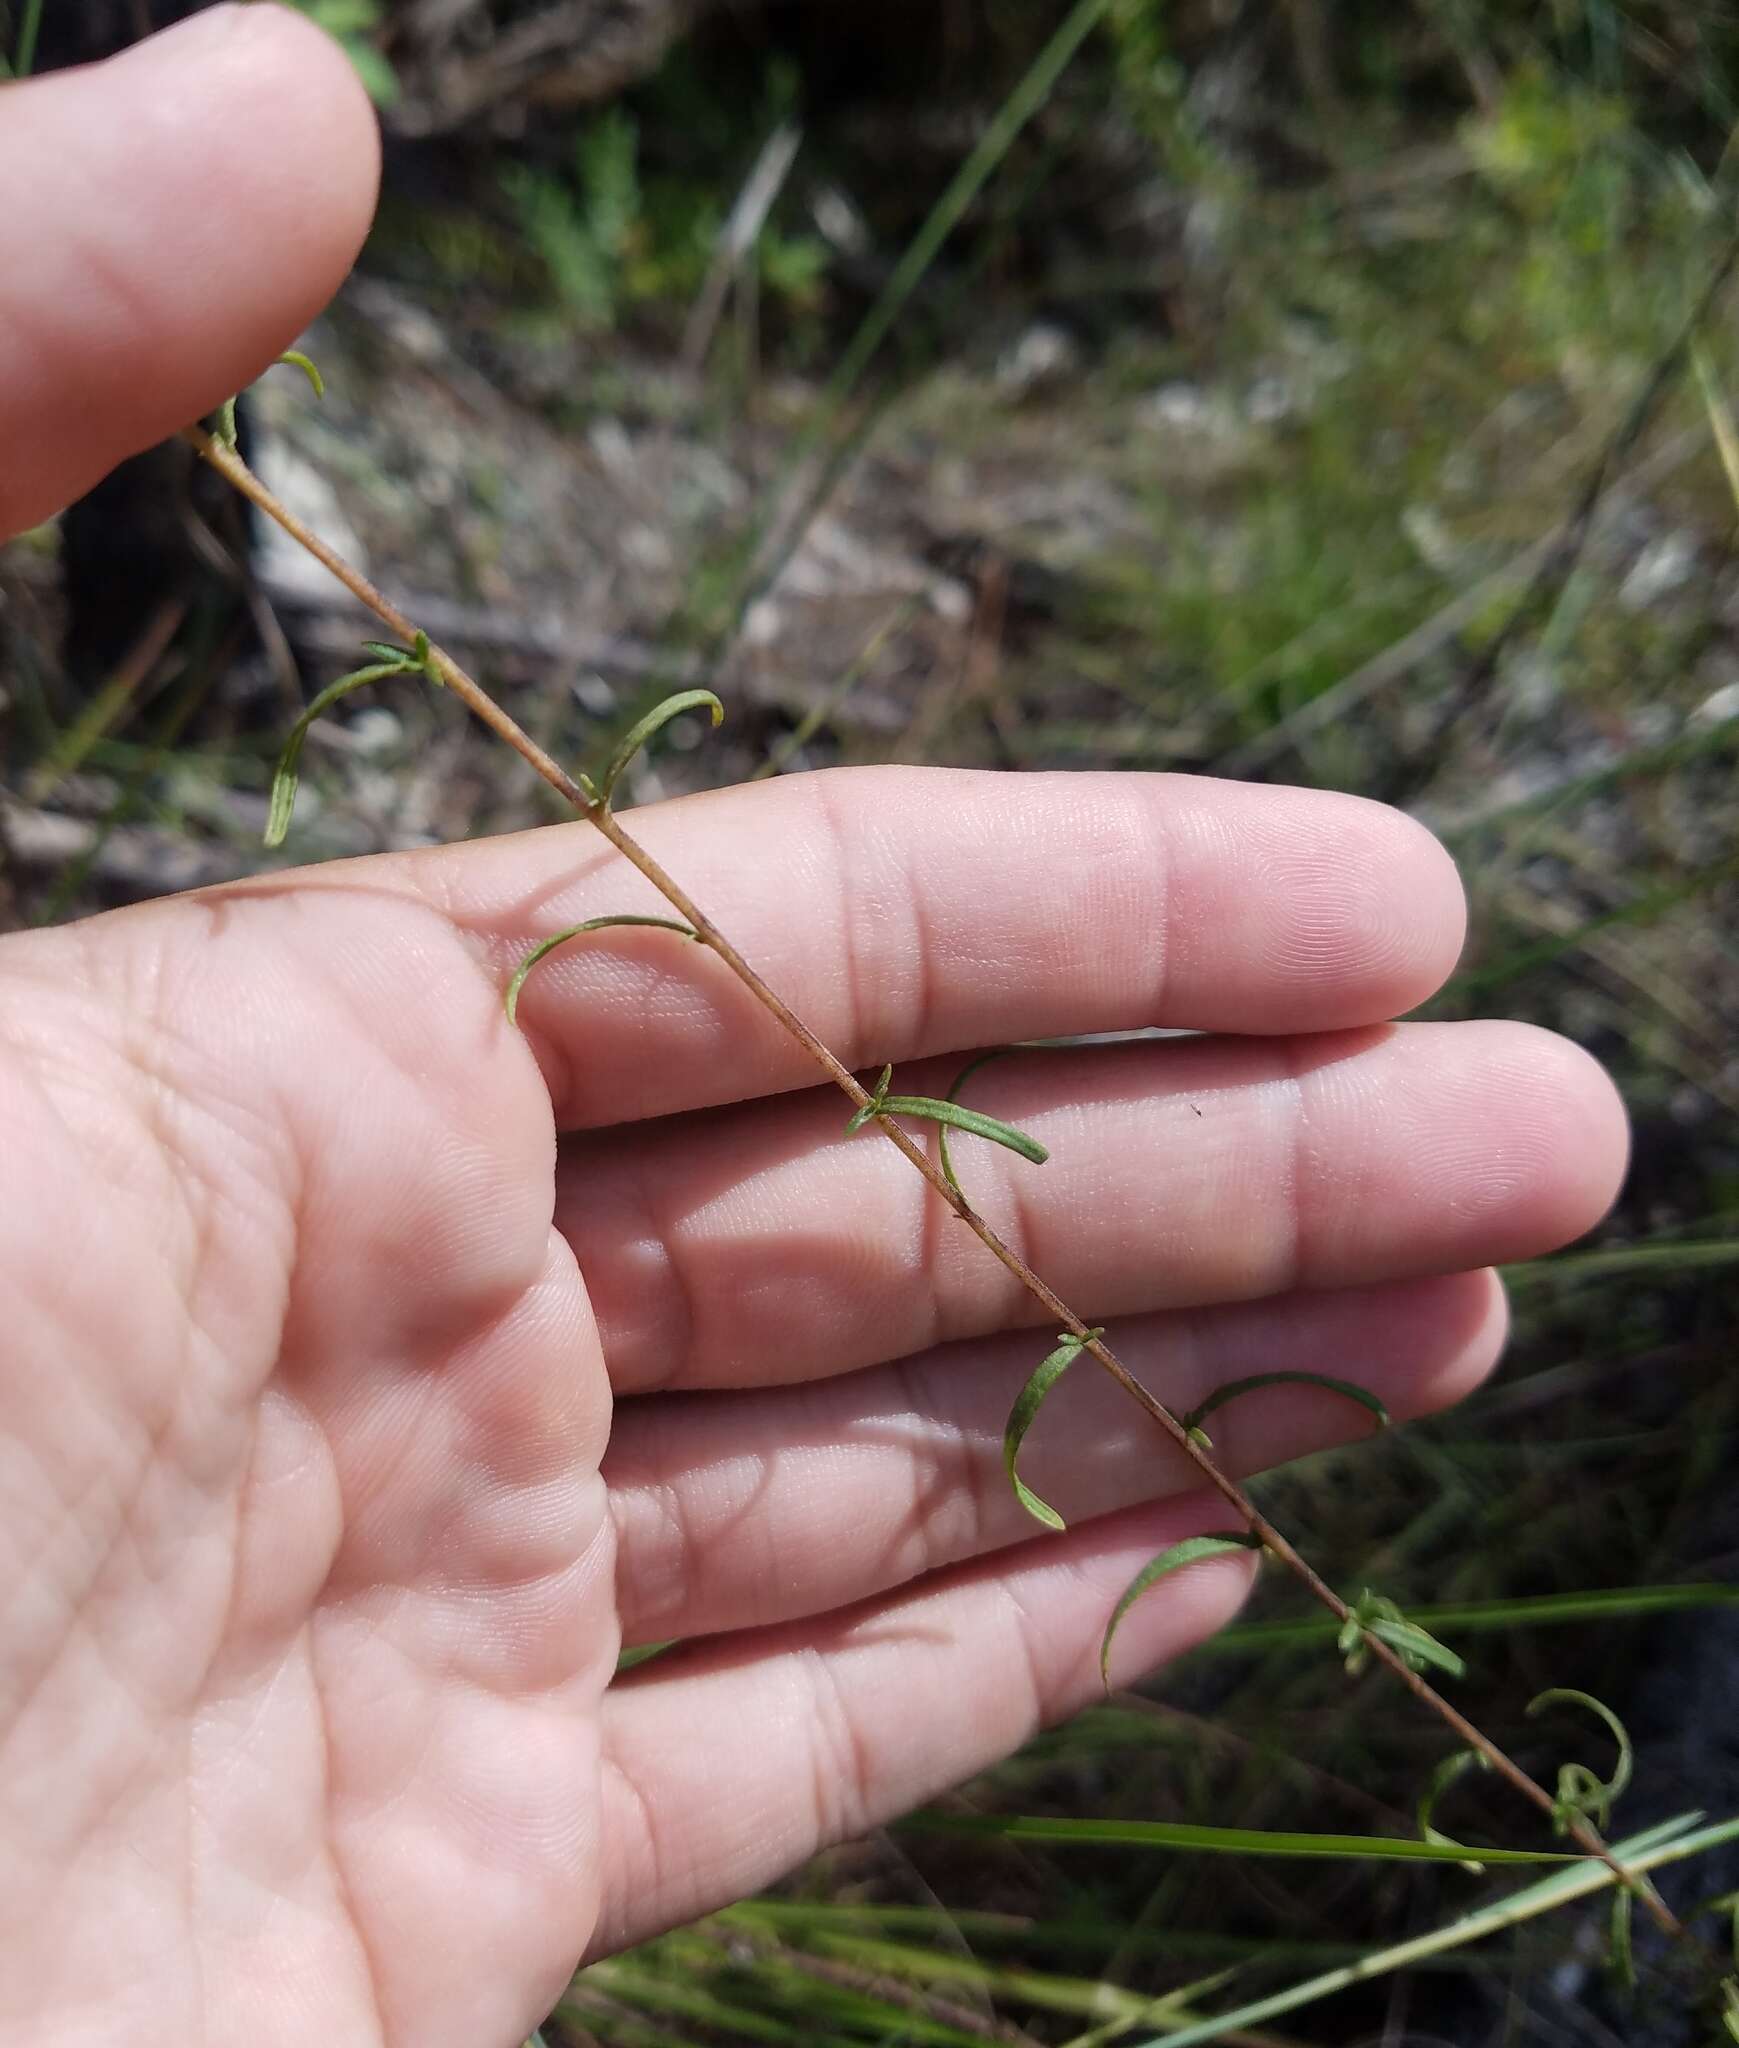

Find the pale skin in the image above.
[{"left": 0, "top": 10, "right": 1632, "bottom": 2047}]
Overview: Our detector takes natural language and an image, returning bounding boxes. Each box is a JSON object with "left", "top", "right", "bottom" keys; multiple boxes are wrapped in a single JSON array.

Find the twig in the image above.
[{"left": 185, "top": 422, "right": 1698, "bottom": 1944}]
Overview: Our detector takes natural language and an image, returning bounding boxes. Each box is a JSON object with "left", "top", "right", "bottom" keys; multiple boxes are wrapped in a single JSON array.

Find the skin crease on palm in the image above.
[{"left": 0, "top": 9, "right": 1634, "bottom": 2047}]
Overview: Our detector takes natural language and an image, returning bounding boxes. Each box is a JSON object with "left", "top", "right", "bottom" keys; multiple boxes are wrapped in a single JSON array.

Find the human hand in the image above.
[{"left": 0, "top": 12, "right": 1629, "bottom": 2047}]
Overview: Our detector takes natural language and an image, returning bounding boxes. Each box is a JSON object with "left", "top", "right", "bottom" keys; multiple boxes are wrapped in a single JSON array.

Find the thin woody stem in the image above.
[{"left": 187, "top": 421, "right": 1688, "bottom": 1941}]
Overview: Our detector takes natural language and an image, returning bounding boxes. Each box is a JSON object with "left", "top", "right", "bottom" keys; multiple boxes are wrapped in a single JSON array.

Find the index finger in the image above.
[{"left": 384, "top": 764, "right": 1466, "bottom": 1127}]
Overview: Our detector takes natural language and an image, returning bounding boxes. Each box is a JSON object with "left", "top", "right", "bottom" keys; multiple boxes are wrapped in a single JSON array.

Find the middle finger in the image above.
[{"left": 556, "top": 1021, "right": 1623, "bottom": 1396}]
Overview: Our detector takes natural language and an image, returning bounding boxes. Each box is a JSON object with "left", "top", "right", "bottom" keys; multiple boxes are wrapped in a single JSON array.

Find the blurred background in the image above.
[{"left": 3, "top": 2, "right": 1739, "bottom": 2041}]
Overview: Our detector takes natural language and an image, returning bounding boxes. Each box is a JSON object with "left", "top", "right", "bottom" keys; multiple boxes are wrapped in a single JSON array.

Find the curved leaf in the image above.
[
  {"left": 1002, "top": 1329, "right": 1103, "bottom": 1531},
  {"left": 1101, "top": 1533, "right": 1262, "bottom": 1688},
  {"left": 1181, "top": 1372, "right": 1389, "bottom": 1450},
  {"left": 504, "top": 915, "right": 697, "bottom": 1023},
  {"left": 265, "top": 658, "right": 416, "bottom": 847},
  {"left": 938, "top": 1047, "right": 1016, "bottom": 1197},
  {"left": 1417, "top": 1747, "right": 1491, "bottom": 1872},
  {"left": 1528, "top": 1688, "right": 1634, "bottom": 1834},
  {"left": 597, "top": 690, "right": 724, "bottom": 808},
  {"left": 276, "top": 349, "right": 325, "bottom": 399}
]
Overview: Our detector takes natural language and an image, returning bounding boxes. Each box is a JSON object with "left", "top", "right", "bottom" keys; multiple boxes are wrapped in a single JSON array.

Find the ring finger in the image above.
[{"left": 604, "top": 1268, "right": 1504, "bottom": 1644}]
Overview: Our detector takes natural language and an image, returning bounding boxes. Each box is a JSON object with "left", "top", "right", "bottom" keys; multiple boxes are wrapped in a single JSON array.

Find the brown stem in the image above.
[{"left": 187, "top": 423, "right": 1689, "bottom": 1942}]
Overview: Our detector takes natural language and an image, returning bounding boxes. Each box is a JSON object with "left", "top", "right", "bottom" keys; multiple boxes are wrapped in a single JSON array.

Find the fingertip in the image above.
[
  {"left": 2, "top": 1, "right": 382, "bottom": 532},
  {"left": 1281, "top": 791, "right": 1468, "bottom": 1020},
  {"left": 1499, "top": 1024, "right": 1631, "bottom": 1249},
  {"left": 1161, "top": 779, "right": 1469, "bottom": 1033},
  {"left": 1402, "top": 1266, "right": 1511, "bottom": 1417}
]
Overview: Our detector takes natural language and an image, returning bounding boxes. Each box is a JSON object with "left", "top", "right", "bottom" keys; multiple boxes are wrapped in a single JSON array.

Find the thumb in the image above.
[{"left": 0, "top": 2, "right": 380, "bottom": 537}]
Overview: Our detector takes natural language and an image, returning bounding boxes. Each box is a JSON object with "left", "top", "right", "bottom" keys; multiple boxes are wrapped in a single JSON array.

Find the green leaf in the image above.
[
  {"left": 1101, "top": 1534, "right": 1262, "bottom": 1688},
  {"left": 1608, "top": 1887, "right": 1635, "bottom": 1991},
  {"left": 276, "top": 350, "right": 325, "bottom": 399},
  {"left": 1527, "top": 1688, "right": 1634, "bottom": 1834},
  {"left": 1002, "top": 1330, "right": 1103, "bottom": 1531},
  {"left": 1339, "top": 1590, "right": 1465, "bottom": 1680},
  {"left": 1181, "top": 1372, "right": 1389, "bottom": 1449},
  {"left": 596, "top": 690, "right": 724, "bottom": 808},
  {"left": 903, "top": 1811, "right": 1580, "bottom": 1866},
  {"left": 1417, "top": 1749, "right": 1492, "bottom": 1873},
  {"left": 880, "top": 1091, "right": 1049, "bottom": 1165},
  {"left": 504, "top": 916, "right": 698, "bottom": 1024},
  {"left": 843, "top": 1065, "right": 893, "bottom": 1137},
  {"left": 265, "top": 658, "right": 417, "bottom": 847},
  {"left": 841, "top": 1066, "right": 1048, "bottom": 1168},
  {"left": 937, "top": 1047, "right": 1015, "bottom": 1197}
]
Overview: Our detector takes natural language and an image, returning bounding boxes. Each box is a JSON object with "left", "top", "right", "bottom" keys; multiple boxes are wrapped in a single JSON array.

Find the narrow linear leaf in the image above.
[
  {"left": 1182, "top": 1371, "right": 1389, "bottom": 1448},
  {"left": 615, "top": 1640, "right": 676, "bottom": 1676},
  {"left": 504, "top": 915, "right": 697, "bottom": 1024},
  {"left": 276, "top": 349, "right": 326, "bottom": 399},
  {"left": 597, "top": 690, "right": 724, "bottom": 808},
  {"left": 215, "top": 395, "right": 240, "bottom": 450},
  {"left": 1693, "top": 341, "right": 1739, "bottom": 515},
  {"left": 1003, "top": 1330, "right": 1103, "bottom": 1532},
  {"left": 1339, "top": 1591, "right": 1465, "bottom": 1680},
  {"left": 1722, "top": 1977, "right": 1739, "bottom": 2046},
  {"left": 265, "top": 659, "right": 416, "bottom": 847},
  {"left": 1370, "top": 1616, "right": 1466, "bottom": 1680},
  {"left": 1608, "top": 1888, "right": 1635, "bottom": 1991},
  {"left": 844, "top": 1065, "right": 894, "bottom": 1137},
  {"left": 1418, "top": 1749, "right": 1492, "bottom": 1873},
  {"left": 359, "top": 634, "right": 429, "bottom": 672},
  {"left": 1101, "top": 1534, "right": 1262, "bottom": 1688},
  {"left": 877, "top": 1092, "right": 1049, "bottom": 1166},
  {"left": 938, "top": 1047, "right": 1016, "bottom": 1197},
  {"left": 1528, "top": 1688, "right": 1634, "bottom": 1834},
  {"left": 903, "top": 1810, "right": 1581, "bottom": 1866},
  {"left": 840, "top": 1068, "right": 1048, "bottom": 1168}
]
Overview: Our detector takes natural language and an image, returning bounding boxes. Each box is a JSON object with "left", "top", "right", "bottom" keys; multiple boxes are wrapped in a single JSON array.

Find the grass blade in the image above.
[
  {"left": 1200, "top": 1583, "right": 1739, "bottom": 1655},
  {"left": 1126, "top": 1815, "right": 1739, "bottom": 2048},
  {"left": 906, "top": 1812, "right": 1582, "bottom": 1865}
]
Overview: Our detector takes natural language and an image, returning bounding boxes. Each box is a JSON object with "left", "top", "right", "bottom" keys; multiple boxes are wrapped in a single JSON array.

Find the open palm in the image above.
[{"left": 1, "top": 13, "right": 1629, "bottom": 2048}]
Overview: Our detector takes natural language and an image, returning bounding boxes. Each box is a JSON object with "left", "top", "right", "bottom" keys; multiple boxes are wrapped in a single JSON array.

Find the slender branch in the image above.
[{"left": 186, "top": 422, "right": 1690, "bottom": 1941}]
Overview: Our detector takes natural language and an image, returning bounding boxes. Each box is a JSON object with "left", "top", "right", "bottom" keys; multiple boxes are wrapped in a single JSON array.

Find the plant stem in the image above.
[{"left": 185, "top": 421, "right": 1692, "bottom": 1943}]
